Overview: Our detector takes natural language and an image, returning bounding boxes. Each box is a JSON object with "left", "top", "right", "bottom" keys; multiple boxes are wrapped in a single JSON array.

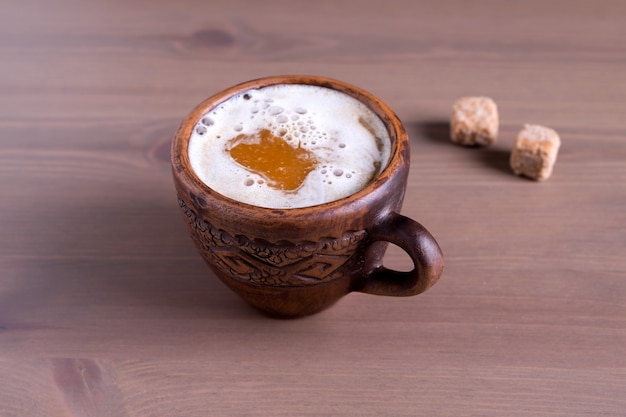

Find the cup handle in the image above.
[{"left": 358, "top": 212, "right": 444, "bottom": 296}]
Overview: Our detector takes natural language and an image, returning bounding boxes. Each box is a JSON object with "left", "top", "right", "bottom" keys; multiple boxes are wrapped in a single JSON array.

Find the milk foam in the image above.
[{"left": 188, "top": 84, "right": 391, "bottom": 209}]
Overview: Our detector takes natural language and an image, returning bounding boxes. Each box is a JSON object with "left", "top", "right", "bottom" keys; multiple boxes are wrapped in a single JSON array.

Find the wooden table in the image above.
[{"left": 2, "top": 0, "right": 625, "bottom": 415}]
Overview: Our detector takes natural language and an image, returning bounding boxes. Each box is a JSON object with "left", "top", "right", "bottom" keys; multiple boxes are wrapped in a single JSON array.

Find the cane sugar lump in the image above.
[
  {"left": 510, "top": 124, "right": 561, "bottom": 180},
  {"left": 450, "top": 96, "right": 499, "bottom": 146}
]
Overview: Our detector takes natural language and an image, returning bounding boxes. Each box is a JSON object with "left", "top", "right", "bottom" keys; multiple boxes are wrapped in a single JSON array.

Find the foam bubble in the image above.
[{"left": 268, "top": 106, "right": 284, "bottom": 115}]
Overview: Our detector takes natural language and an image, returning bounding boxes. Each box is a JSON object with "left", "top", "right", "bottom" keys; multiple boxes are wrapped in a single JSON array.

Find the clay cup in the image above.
[{"left": 171, "top": 75, "right": 444, "bottom": 318}]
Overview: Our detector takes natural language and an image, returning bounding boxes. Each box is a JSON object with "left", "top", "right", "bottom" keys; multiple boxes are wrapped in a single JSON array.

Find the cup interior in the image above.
[{"left": 172, "top": 75, "right": 407, "bottom": 216}]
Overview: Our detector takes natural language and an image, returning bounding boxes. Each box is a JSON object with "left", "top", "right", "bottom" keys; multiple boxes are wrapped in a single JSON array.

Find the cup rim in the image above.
[{"left": 171, "top": 74, "right": 407, "bottom": 216}]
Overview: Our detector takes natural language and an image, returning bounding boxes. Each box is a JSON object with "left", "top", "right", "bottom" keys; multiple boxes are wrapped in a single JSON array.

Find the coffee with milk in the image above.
[{"left": 188, "top": 84, "right": 392, "bottom": 209}]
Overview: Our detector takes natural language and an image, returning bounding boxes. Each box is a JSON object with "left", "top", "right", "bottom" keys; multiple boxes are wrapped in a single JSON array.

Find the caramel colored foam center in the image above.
[{"left": 228, "top": 129, "right": 318, "bottom": 191}]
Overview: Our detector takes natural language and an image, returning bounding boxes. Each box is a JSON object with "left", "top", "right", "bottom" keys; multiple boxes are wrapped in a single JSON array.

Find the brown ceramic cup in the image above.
[{"left": 171, "top": 75, "right": 444, "bottom": 318}]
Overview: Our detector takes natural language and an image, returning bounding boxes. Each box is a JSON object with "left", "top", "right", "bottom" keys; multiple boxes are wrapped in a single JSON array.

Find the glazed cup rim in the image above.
[{"left": 171, "top": 74, "right": 407, "bottom": 216}]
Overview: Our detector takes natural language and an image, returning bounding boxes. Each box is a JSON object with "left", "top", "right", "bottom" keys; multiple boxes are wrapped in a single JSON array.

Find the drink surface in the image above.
[{"left": 188, "top": 84, "right": 391, "bottom": 209}]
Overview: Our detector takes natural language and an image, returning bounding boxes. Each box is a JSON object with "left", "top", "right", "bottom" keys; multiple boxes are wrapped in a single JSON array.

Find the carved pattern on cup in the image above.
[{"left": 178, "top": 197, "right": 367, "bottom": 286}]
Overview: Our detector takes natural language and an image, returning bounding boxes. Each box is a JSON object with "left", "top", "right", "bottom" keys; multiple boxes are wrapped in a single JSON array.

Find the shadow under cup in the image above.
[{"left": 171, "top": 75, "right": 444, "bottom": 318}]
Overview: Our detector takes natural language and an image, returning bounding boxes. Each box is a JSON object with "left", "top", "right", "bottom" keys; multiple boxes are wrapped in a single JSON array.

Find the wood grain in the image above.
[{"left": 1, "top": 0, "right": 625, "bottom": 415}]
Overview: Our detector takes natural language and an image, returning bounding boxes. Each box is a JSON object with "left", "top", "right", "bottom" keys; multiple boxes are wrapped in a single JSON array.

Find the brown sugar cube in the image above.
[
  {"left": 450, "top": 96, "right": 499, "bottom": 146},
  {"left": 510, "top": 124, "right": 561, "bottom": 180}
]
